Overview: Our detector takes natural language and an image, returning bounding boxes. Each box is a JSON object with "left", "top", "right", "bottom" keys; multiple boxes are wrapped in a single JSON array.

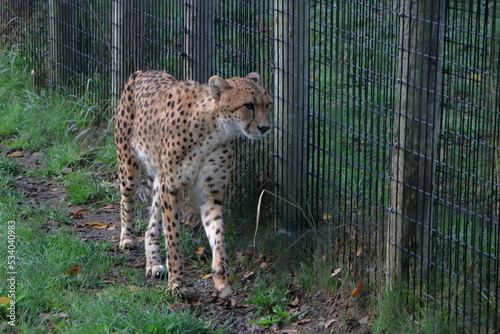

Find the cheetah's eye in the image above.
[{"left": 244, "top": 103, "right": 254, "bottom": 110}]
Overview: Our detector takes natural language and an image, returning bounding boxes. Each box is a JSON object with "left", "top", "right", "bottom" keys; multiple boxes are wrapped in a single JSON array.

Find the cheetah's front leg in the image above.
[{"left": 200, "top": 199, "right": 232, "bottom": 299}]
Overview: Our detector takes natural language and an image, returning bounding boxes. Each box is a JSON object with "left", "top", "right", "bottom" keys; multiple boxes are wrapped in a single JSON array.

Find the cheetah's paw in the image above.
[
  {"left": 216, "top": 284, "right": 233, "bottom": 300},
  {"left": 146, "top": 264, "right": 167, "bottom": 279},
  {"left": 119, "top": 238, "right": 138, "bottom": 250}
]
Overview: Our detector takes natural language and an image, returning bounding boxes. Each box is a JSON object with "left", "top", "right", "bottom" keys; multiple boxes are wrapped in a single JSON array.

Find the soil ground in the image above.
[{"left": 8, "top": 150, "right": 374, "bottom": 334}]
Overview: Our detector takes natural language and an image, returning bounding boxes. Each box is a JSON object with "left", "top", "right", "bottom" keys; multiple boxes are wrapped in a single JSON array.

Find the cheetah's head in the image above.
[{"left": 209, "top": 73, "right": 272, "bottom": 140}]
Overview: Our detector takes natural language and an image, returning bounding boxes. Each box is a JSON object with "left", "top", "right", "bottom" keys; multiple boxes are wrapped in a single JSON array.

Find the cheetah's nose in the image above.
[{"left": 257, "top": 125, "right": 270, "bottom": 135}]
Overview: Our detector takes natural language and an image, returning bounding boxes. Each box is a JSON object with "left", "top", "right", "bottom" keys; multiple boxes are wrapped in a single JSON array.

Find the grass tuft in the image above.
[{"left": 63, "top": 170, "right": 116, "bottom": 205}]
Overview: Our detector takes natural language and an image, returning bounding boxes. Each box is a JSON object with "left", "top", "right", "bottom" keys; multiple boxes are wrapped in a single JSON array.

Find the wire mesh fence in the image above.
[{"left": 1, "top": 0, "right": 499, "bottom": 332}]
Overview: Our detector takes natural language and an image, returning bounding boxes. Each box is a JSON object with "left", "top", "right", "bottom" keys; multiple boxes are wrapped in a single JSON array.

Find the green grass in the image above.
[
  {"left": 0, "top": 193, "right": 224, "bottom": 333},
  {"left": 372, "top": 288, "right": 456, "bottom": 334},
  {"left": 0, "top": 49, "right": 117, "bottom": 206},
  {"left": 0, "top": 158, "right": 22, "bottom": 176},
  {"left": 58, "top": 288, "right": 224, "bottom": 334},
  {"left": 63, "top": 169, "right": 116, "bottom": 205}
]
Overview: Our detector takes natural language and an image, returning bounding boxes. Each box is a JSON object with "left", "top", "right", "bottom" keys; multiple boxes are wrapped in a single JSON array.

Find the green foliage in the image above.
[
  {"left": 0, "top": 160, "right": 223, "bottom": 333},
  {"left": 0, "top": 194, "right": 224, "bottom": 333},
  {"left": 249, "top": 307, "right": 293, "bottom": 328},
  {"left": 372, "top": 288, "right": 455, "bottom": 334},
  {"left": 55, "top": 286, "right": 226, "bottom": 334},
  {"left": 247, "top": 281, "right": 294, "bottom": 328},
  {"left": 0, "top": 47, "right": 106, "bottom": 152},
  {"left": 296, "top": 257, "right": 340, "bottom": 293},
  {"left": 0, "top": 198, "right": 111, "bottom": 324},
  {"left": 63, "top": 170, "right": 115, "bottom": 205},
  {"left": 0, "top": 158, "right": 22, "bottom": 176},
  {"left": 42, "top": 142, "right": 88, "bottom": 177}
]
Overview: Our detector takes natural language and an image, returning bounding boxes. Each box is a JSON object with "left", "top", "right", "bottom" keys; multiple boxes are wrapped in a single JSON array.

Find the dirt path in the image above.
[{"left": 8, "top": 150, "right": 373, "bottom": 334}]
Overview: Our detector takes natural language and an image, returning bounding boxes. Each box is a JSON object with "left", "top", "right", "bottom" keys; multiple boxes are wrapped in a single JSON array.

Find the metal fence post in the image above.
[
  {"left": 183, "top": 0, "right": 214, "bottom": 83},
  {"left": 48, "top": 0, "right": 78, "bottom": 86},
  {"left": 387, "top": 0, "right": 446, "bottom": 288},
  {"left": 273, "top": 0, "right": 310, "bottom": 233}
]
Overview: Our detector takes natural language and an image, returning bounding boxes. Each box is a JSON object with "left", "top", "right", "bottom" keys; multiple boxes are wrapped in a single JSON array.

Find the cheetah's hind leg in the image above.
[
  {"left": 145, "top": 178, "right": 167, "bottom": 279},
  {"left": 118, "top": 156, "right": 141, "bottom": 250}
]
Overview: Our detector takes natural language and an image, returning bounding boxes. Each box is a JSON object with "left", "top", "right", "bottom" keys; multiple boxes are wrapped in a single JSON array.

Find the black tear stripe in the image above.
[{"left": 245, "top": 110, "right": 256, "bottom": 133}]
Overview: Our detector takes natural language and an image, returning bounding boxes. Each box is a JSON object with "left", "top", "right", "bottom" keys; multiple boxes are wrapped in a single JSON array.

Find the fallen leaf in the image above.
[
  {"left": 69, "top": 208, "right": 88, "bottom": 218},
  {"left": 68, "top": 265, "right": 82, "bottom": 276},
  {"left": 38, "top": 312, "right": 50, "bottom": 322},
  {"left": 38, "top": 312, "right": 69, "bottom": 325},
  {"left": 331, "top": 267, "right": 342, "bottom": 277},
  {"left": 54, "top": 312, "right": 69, "bottom": 320},
  {"left": 0, "top": 296, "right": 12, "bottom": 307},
  {"left": 322, "top": 213, "right": 332, "bottom": 220},
  {"left": 234, "top": 251, "right": 244, "bottom": 262},
  {"left": 289, "top": 296, "right": 300, "bottom": 307},
  {"left": 293, "top": 318, "right": 312, "bottom": 325},
  {"left": 256, "top": 253, "right": 265, "bottom": 263},
  {"left": 242, "top": 270, "right": 255, "bottom": 280},
  {"left": 7, "top": 151, "right": 23, "bottom": 157},
  {"left": 84, "top": 221, "right": 108, "bottom": 229},
  {"left": 270, "top": 322, "right": 282, "bottom": 331},
  {"left": 351, "top": 282, "right": 363, "bottom": 297},
  {"left": 259, "top": 262, "right": 268, "bottom": 269},
  {"left": 100, "top": 204, "right": 116, "bottom": 210},
  {"left": 169, "top": 303, "right": 187, "bottom": 309},
  {"left": 195, "top": 246, "right": 205, "bottom": 255},
  {"left": 356, "top": 247, "right": 363, "bottom": 256},
  {"left": 324, "top": 318, "right": 337, "bottom": 328},
  {"left": 129, "top": 285, "right": 140, "bottom": 292},
  {"left": 359, "top": 316, "right": 370, "bottom": 325},
  {"left": 201, "top": 273, "right": 212, "bottom": 279}
]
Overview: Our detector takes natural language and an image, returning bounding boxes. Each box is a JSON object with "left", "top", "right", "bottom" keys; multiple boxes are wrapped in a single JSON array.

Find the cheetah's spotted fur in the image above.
[{"left": 114, "top": 70, "right": 272, "bottom": 298}]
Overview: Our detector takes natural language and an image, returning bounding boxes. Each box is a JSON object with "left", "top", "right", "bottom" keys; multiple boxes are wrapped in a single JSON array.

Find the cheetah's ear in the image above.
[
  {"left": 209, "top": 75, "right": 230, "bottom": 102},
  {"left": 246, "top": 72, "right": 260, "bottom": 83}
]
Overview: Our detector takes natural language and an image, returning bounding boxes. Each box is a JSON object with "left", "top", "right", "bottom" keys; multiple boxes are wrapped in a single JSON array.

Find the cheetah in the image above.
[{"left": 114, "top": 70, "right": 272, "bottom": 299}]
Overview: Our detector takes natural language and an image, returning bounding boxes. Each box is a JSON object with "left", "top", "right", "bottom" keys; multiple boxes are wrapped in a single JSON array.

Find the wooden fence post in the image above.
[
  {"left": 48, "top": 0, "right": 78, "bottom": 85},
  {"left": 387, "top": 0, "right": 446, "bottom": 287},
  {"left": 183, "top": 0, "right": 214, "bottom": 83},
  {"left": 112, "top": 0, "right": 145, "bottom": 98},
  {"left": 273, "top": 0, "right": 310, "bottom": 232}
]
